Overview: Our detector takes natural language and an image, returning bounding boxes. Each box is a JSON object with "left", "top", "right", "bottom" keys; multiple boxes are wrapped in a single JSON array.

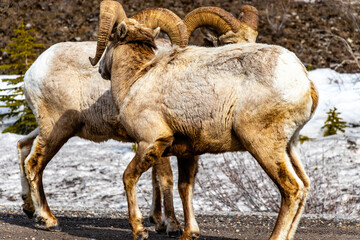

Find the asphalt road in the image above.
[{"left": 1, "top": 208, "right": 360, "bottom": 240}]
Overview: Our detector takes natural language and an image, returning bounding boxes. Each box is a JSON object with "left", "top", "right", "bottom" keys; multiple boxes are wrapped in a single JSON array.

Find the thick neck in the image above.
[{"left": 111, "top": 42, "right": 155, "bottom": 105}]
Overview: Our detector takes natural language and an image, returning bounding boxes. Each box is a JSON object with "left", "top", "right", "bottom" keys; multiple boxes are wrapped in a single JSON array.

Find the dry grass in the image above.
[{"left": 196, "top": 135, "right": 360, "bottom": 215}]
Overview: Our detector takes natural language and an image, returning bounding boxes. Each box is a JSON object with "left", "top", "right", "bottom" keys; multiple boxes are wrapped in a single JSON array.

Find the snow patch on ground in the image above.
[
  {"left": 0, "top": 69, "right": 359, "bottom": 216},
  {"left": 0, "top": 128, "right": 359, "bottom": 216},
  {"left": 301, "top": 69, "right": 360, "bottom": 138}
]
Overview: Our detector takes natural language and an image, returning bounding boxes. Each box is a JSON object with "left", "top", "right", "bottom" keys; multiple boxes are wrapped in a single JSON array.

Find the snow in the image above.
[
  {"left": 0, "top": 75, "right": 20, "bottom": 113},
  {"left": 0, "top": 75, "right": 23, "bottom": 95},
  {"left": 0, "top": 75, "right": 23, "bottom": 128},
  {"left": 0, "top": 68, "right": 359, "bottom": 217},
  {"left": 301, "top": 69, "right": 360, "bottom": 138}
]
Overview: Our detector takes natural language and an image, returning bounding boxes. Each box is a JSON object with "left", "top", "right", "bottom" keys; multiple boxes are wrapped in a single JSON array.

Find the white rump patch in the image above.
[
  {"left": 274, "top": 49, "right": 310, "bottom": 102},
  {"left": 24, "top": 44, "right": 57, "bottom": 99}
]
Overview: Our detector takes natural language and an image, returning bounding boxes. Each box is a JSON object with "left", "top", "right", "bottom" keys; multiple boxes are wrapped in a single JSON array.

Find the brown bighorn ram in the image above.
[
  {"left": 18, "top": 3, "right": 258, "bottom": 238},
  {"left": 90, "top": 1, "right": 318, "bottom": 240},
  {"left": 184, "top": 5, "right": 258, "bottom": 46}
]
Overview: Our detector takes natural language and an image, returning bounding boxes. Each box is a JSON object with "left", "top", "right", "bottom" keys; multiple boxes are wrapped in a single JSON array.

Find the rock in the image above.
[{"left": 0, "top": 0, "right": 359, "bottom": 73}]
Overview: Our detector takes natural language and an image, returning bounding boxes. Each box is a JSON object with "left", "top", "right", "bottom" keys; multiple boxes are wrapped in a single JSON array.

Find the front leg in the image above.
[
  {"left": 177, "top": 156, "right": 200, "bottom": 240},
  {"left": 123, "top": 136, "right": 174, "bottom": 240}
]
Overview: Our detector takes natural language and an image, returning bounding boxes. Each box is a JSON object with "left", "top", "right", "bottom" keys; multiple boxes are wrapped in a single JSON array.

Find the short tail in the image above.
[{"left": 309, "top": 80, "right": 319, "bottom": 117}]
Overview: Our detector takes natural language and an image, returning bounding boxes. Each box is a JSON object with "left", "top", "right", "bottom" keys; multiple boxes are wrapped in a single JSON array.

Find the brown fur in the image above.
[
  {"left": 101, "top": 20, "right": 317, "bottom": 240},
  {"left": 19, "top": 40, "right": 182, "bottom": 235},
  {"left": 310, "top": 80, "right": 319, "bottom": 115}
]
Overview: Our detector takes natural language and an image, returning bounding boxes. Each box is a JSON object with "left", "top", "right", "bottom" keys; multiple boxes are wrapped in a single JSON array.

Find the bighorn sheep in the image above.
[
  {"left": 184, "top": 5, "right": 258, "bottom": 46},
  {"left": 89, "top": 1, "right": 319, "bottom": 240},
  {"left": 19, "top": 8, "right": 187, "bottom": 236},
  {"left": 18, "top": 4, "right": 258, "bottom": 237}
]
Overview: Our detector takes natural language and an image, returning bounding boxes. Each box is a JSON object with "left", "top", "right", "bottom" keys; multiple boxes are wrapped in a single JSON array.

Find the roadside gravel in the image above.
[{"left": 1, "top": 206, "right": 360, "bottom": 240}]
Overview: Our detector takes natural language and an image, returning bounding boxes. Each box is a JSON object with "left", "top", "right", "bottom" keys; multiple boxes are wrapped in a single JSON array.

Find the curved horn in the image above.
[
  {"left": 238, "top": 5, "right": 258, "bottom": 31},
  {"left": 89, "top": 0, "right": 127, "bottom": 66},
  {"left": 183, "top": 7, "right": 241, "bottom": 37},
  {"left": 132, "top": 8, "right": 188, "bottom": 47}
]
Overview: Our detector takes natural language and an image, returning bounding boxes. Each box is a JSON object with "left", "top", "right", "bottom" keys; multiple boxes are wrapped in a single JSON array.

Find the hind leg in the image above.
[
  {"left": 249, "top": 145, "right": 306, "bottom": 240},
  {"left": 237, "top": 124, "right": 308, "bottom": 240},
  {"left": 24, "top": 126, "right": 73, "bottom": 230},
  {"left": 286, "top": 139, "right": 310, "bottom": 240},
  {"left": 18, "top": 128, "right": 40, "bottom": 218}
]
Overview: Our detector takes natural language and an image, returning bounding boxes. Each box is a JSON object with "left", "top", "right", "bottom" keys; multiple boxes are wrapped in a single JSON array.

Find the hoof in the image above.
[
  {"left": 179, "top": 232, "right": 200, "bottom": 240},
  {"left": 34, "top": 215, "right": 47, "bottom": 230},
  {"left": 155, "top": 223, "right": 166, "bottom": 234},
  {"left": 34, "top": 214, "right": 60, "bottom": 232},
  {"left": 167, "top": 229, "right": 182, "bottom": 238},
  {"left": 191, "top": 233, "right": 200, "bottom": 240},
  {"left": 34, "top": 222, "right": 47, "bottom": 230},
  {"left": 23, "top": 208, "right": 34, "bottom": 219},
  {"left": 149, "top": 216, "right": 155, "bottom": 224},
  {"left": 191, "top": 232, "right": 200, "bottom": 239},
  {"left": 34, "top": 214, "right": 43, "bottom": 224},
  {"left": 136, "top": 229, "right": 149, "bottom": 240},
  {"left": 48, "top": 224, "right": 62, "bottom": 232}
]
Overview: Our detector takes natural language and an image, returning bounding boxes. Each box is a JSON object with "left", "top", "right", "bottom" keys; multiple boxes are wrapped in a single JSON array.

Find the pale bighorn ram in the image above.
[
  {"left": 89, "top": 1, "right": 319, "bottom": 240},
  {"left": 19, "top": 8, "right": 186, "bottom": 237},
  {"left": 18, "top": 3, "right": 258, "bottom": 238}
]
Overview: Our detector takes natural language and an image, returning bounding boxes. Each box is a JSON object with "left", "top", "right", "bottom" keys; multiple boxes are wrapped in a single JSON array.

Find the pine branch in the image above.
[{"left": 0, "top": 21, "right": 41, "bottom": 134}]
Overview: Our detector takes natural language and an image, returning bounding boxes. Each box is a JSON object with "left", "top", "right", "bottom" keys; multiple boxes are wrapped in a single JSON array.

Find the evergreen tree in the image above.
[
  {"left": 321, "top": 107, "right": 347, "bottom": 137},
  {"left": 0, "top": 21, "right": 44, "bottom": 134}
]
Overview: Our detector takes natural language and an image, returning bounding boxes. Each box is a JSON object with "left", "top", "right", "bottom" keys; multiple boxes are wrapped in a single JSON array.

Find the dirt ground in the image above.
[
  {"left": 1, "top": 208, "right": 360, "bottom": 240},
  {"left": 1, "top": 0, "right": 359, "bottom": 73}
]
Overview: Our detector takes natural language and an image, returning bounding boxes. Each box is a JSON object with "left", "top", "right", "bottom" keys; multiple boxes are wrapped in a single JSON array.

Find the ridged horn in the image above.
[
  {"left": 132, "top": 8, "right": 188, "bottom": 47},
  {"left": 239, "top": 5, "right": 258, "bottom": 31},
  {"left": 183, "top": 7, "right": 241, "bottom": 37},
  {"left": 89, "top": 0, "right": 127, "bottom": 66}
]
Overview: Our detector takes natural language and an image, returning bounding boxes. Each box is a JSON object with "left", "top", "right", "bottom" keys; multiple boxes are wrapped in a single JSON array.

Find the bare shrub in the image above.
[
  {"left": 265, "top": 0, "right": 293, "bottom": 36},
  {"left": 321, "top": 31, "right": 360, "bottom": 72},
  {"left": 301, "top": 136, "right": 360, "bottom": 215},
  {"left": 338, "top": 0, "right": 360, "bottom": 32},
  {"left": 196, "top": 135, "right": 360, "bottom": 215},
  {"left": 197, "top": 152, "right": 280, "bottom": 213},
  {"left": 318, "top": 0, "right": 360, "bottom": 72}
]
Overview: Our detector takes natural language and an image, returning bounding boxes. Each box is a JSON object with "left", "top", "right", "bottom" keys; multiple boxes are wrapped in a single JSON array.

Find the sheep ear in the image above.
[
  {"left": 153, "top": 27, "right": 160, "bottom": 39},
  {"left": 117, "top": 21, "right": 128, "bottom": 40}
]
